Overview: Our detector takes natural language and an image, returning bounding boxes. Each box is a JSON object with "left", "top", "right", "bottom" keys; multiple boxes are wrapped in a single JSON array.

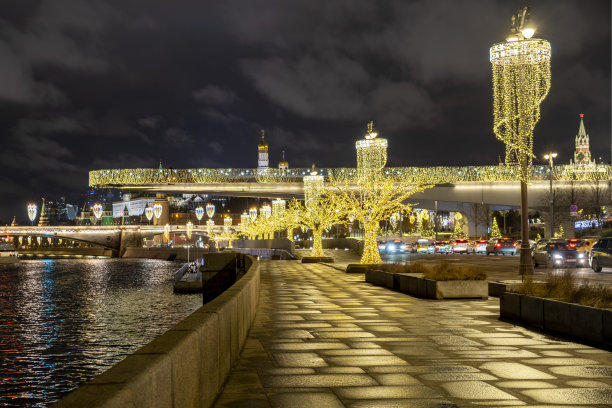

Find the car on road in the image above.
[
  {"left": 589, "top": 237, "right": 612, "bottom": 272},
  {"left": 433, "top": 241, "right": 448, "bottom": 253},
  {"left": 377, "top": 240, "right": 387, "bottom": 254},
  {"left": 473, "top": 239, "right": 488, "bottom": 255},
  {"left": 450, "top": 239, "right": 470, "bottom": 254},
  {"left": 385, "top": 239, "right": 411, "bottom": 253},
  {"left": 570, "top": 237, "right": 598, "bottom": 254},
  {"left": 532, "top": 241, "right": 585, "bottom": 268},
  {"left": 486, "top": 237, "right": 517, "bottom": 256},
  {"left": 416, "top": 238, "right": 434, "bottom": 253}
]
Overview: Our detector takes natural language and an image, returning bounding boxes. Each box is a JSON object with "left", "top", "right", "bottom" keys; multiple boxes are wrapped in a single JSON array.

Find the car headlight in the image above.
[
  {"left": 577, "top": 253, "right": 585, "bottom": 259},
  {"left": 553, "top": 254, "right": 563, "bottom": 259}
]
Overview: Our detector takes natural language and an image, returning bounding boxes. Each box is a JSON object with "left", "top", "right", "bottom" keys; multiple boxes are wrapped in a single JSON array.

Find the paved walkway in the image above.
[{"left": 213, "top": 260, "right": 612, "bottom": 407}]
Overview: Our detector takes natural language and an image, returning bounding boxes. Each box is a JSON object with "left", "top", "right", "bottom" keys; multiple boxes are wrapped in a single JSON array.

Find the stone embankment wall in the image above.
[{"left": 53, "top": 257, "right": 260, "bottom": 408}]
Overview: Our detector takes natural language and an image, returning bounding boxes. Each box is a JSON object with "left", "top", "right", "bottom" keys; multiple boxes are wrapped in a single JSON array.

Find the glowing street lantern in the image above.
[
  {"left": 153, "top": 203, "right": 163, "bottom": 219},
  {"left": 240, "top": 212, "right": 249, "bottom": 231},
  {"left": 186, "top": 221, "right": 193, "bottom": 239},
  {"left": 36, "top": 236, "right": 41, "bottom": 245},
  {"left": 206, "top": 203, "right": 215, "bottom": 219},
  {"left": 145, "top": 205, "right": 154, "bottom": 223},
  {"left": 348, "top": 213, "right": 355, "bottom": 223},
  {"left": 206, "top": 219, "right": 214, "bottom": 235},
  {"left": 249, "top": 208, "right": 257, "bottom": 222},
  {"left": 261, "top": 204, "right": 271, "bottom": 219},
  {"left": 272, "top": 199, "right": 286, "bottom": 217},
  {"left": 27, "top": 236, "right": 32, "bottom": 245},
  {"left": 93, "top": 204, "right": 103, "bottom": 219},
  {"left": 58, "top": 238, "right": 62, "bottom": 245},
  {"left": 27, "top": 204, "right": 37, "bottom": 224},
  {"left": 195, "top": 206, "right": 204, "bottom": 222},
  {"left": 18, "top": 236, "right": 22, "bottom": 245},
  {"left": 224, "top": 216, "right": 232, "bottom": 233}
]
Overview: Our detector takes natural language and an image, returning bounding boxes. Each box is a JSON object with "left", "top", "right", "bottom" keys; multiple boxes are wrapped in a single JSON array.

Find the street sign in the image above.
[{"left": 570, "top": 204, "right": 578, "bottom": 217}]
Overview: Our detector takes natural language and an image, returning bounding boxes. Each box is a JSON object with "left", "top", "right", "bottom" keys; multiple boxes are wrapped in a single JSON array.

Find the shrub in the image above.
[
  {"left": 380, "top": 261, "right": 486, "bottom": 280},
  {"left": 423, "top": 262, "right": 486, "bottom": 281},
  {"left": 513, "top": 271, "right": 612, "bottom": 308}
]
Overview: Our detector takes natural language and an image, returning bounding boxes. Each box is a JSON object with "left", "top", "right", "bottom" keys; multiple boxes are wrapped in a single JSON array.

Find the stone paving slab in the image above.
[{"left": 212, "top": 261, "right": 612, "bottom": 407}]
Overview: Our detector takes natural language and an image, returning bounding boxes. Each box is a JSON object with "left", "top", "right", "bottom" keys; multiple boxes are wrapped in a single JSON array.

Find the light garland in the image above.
[{"left": 89, "top": 163, "right": 611, "bottom": 187}]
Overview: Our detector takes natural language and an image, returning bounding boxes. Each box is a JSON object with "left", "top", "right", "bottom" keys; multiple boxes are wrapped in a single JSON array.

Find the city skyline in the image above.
[{"left": 0, "top": 0, "right": 609, "bottom": 220}]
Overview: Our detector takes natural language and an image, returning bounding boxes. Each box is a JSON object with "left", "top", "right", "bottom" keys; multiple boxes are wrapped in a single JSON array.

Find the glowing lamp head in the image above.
[
  {"left": 249, "top": 208, "right": 257, "bottom": 222},
  {"left": 521, "top": 27, "right": 535, "bottom": 39},
  {"left": 206, "top": 203, "right": 215, "bottom": 219},
  {"left": 185, "top": 221, "right": 193, "bottom": 239},
  {"left": 27, "top": 204, "right": 37, "bottom": 223},
  {"left": 93, "top": 204, "right": 103, "bottom": 219},
  {"left": 261, "top": 204, "right": 271, "bottom": 219},
  {"left": 145, "top": 206, "right": 154, "bottom": 221},
  {"left": 195, "top": 206, "right": 204, "bottom": 221},
  {"left": 153, "top": 203, "right": 163, "bottom": 219}
]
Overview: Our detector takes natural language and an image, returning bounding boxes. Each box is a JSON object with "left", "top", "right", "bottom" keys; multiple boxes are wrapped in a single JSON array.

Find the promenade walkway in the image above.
[{"left": 213, "top": 259, "right": 612, "bottom": 407}]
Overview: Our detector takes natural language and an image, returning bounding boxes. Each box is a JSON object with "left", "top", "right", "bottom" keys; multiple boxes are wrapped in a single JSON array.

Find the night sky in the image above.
[{"left": 0, "top": 0, "right": 609, "bottom": 222}]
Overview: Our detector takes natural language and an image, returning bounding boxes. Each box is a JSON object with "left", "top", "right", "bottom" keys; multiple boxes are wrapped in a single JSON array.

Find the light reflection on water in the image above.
[{"left": 0, "top": 258, "right": 202, "bottom": 407}]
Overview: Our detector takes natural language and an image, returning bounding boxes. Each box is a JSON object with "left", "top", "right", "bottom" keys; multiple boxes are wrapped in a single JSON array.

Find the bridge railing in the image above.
[{"left": 89, "top": 164, "right": 612, "bottom": 187}]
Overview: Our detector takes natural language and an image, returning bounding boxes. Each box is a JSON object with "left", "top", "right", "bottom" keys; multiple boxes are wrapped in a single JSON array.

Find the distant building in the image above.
[
  {"left": 570, "top": 113, "right": 596, "bottom": 168},
  {"left": 38, "top": 198, "right": 50, "bottom": 226},
  {"left": 258, "top": 130, "right": 269, "bottom": 174},
  {"left": 278, "top": 150, "right": 289, "bottom": 170},
  {"left": 112, "top": 196, "right": 156, "bottom": 219}
]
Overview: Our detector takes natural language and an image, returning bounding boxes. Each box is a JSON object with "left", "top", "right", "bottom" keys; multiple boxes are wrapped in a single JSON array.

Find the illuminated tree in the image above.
[
  {"left": 554, "top": 224, "right": 566, "bottom": 239},
  {"left": 451, "top": 212, "right": 464, "bottom": 239},
  {"left": 491, "top": 217, "right": 502, "bottom": 238},
  {"left": 330, "top": 122, "right": 431, "bottom": 264}
]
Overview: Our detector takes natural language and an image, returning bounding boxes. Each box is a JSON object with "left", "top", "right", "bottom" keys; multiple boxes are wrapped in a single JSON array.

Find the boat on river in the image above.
[
  {"left": 0, "top": 243, "right": 19, "bottom": 264},
  {"left": 173, "top": 259, "right": 203, "bottom": 293}
]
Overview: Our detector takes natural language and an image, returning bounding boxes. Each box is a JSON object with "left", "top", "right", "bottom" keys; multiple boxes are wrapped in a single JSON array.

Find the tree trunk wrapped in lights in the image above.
[
  {"left": 288, "top": 196, "right": 345, "bottom": 258},
  {"left": 490, "top": 7, "right": 550, "bottom": 275},
  {"left": 331, "top": 122, "right": 431, "bottom": 264}
]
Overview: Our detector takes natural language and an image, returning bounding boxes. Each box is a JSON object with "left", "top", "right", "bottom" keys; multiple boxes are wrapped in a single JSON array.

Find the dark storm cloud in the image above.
[{"left": 0, "top": 0, "right": 608, "bottom": 221}]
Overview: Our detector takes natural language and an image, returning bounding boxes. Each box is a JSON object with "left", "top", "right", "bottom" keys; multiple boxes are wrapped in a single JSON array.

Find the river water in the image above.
[{"left": 0, "top": 258, "right": 202, "bottom": 407}]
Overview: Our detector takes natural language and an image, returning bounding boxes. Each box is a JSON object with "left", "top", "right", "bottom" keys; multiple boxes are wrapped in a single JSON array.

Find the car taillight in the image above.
[
  {"left": 496, "top": 243, "right": 501, "bottom": 248},
  {"left": 453, "top": 242, "right": 457, "bottom": 246}
]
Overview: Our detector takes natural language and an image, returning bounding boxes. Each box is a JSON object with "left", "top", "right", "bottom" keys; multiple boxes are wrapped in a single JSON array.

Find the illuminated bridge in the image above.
[
  {"left": 89, "top": 165, "right": 611, "bottom": 205},
  {"left": 88, "top": 165, "right": 612, "bottom": 237},
  {"left": 1, "top": 225, "right": 224, "bottom": 252}
]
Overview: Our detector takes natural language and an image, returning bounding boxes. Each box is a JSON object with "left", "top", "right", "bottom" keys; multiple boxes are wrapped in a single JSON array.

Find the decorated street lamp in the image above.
[
  {"left": 153, "top": 203, "right": 163, "bottom": 220},
  {"left": 206, "top": 203, "right": 215, "bottom": 219},
  {"left": 195, "top": 206, "right": 204, "bottom": 224},
  {"left": 249, "top": 208, "right": 257, "bottom": 222},
  {"left": 544, "top": 152, "right": 557, "bottom": 238},
  {"left": 491, "top": 6, "right": 550, "bottom": 276},
  {"left": 272, "top": 199, "right": 286, "bottom": 217},
  {"left": 206, "top": 219, "right": 214, "bottom": 236},
  {"left": 260, "top": 204, "right": 271, "bottom": 220},
  {"left": 93, "top": 204, "right": 103, "bottom": 223},
  {"left": 240, "top": 212, "right": 249, "bottom": 232},
  {"left": 27, "top": 204, "right": 37, "bottom": 226},
  {"left": 223, "top": 216, "right": 232, "bottom": 233},
  {"left": 145, "top": 205, "right": 154, "bottom": 224}
]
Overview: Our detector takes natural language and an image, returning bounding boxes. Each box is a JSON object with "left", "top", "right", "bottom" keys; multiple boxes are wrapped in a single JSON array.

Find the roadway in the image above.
[{"left": 296, "top": 249, "right": 612, "bottom": 285}]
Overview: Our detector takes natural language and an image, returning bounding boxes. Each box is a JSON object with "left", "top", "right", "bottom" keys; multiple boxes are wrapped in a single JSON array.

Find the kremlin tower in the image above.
[{"left": 570, "top": 113, "right": 596, "bottom": 168}]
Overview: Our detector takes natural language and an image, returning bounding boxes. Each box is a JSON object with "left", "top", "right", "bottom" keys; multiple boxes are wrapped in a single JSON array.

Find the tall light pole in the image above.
[
  {"left": 490, "top": 6, "right": 551, "bottom": 276},
  {"left": 544, "top": 152, "right": 557, "bottom": 238}
]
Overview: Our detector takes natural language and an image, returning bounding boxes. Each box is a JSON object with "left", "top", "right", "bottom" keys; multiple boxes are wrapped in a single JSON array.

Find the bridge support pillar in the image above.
[
  {"left": 460, "top": 203, "right": 490, "bottom": 239},
  {"left": 120, "top": 228, "right": 143, "bottom": 257}
]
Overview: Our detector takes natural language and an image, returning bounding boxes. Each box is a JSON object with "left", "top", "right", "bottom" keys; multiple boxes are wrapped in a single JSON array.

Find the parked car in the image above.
[
  {"left": 486, "top": 237, "right": 516, "bottom": 256},
  {"left": 473, "top": 239, "right": 487, "bottom": 255},
  {"left": 450, "top": 239, "right": 470, "bottom": 254},
  {"left": 589, "top": 237, "right": 612, "bottom": 272},
  {"left": 532, "top": 241, "right": 585, "bottom": 268}
]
